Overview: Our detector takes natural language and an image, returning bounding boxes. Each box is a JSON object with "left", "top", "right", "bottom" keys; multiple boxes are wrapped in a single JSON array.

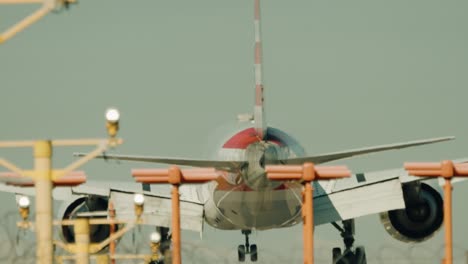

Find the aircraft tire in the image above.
[
  {"left": 250, "top": 244, "right": 258, "bottom": 262},
  {"left": 336, "top": 251, "right": 353, "bottom": 264},
  {"left": 238, "top": 245, "right": 246, "bottom": 262},
  {"left": 332, "top": 247, "right": 342, "bottom": 263},
  {"left": 355, "top": 246, "right": 367, "bottom": 264}
]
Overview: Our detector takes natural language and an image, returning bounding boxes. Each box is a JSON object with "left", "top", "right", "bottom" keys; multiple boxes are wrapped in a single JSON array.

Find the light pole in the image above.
[{"left": 0, "top": 108, "right": 122, "bottom": 264}]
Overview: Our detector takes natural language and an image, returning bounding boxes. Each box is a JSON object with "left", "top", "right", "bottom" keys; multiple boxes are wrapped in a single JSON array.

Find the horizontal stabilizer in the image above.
[
  {"left": 73, "top": 153, "right": 247, "bottom": 172},
  {"left": 278, "top": 136, "right": 454, "bottom": 165}
]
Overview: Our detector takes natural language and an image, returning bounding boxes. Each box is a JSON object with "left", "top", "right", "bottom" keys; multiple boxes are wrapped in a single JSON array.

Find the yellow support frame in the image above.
[{"left": 0, "top": 0, "right": 75, "bottom": 44}]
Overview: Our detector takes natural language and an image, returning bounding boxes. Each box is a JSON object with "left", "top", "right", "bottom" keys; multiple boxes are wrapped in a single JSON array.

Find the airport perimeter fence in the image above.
[{"left": 0, "top": 209, "right": 467, "bottom": 263}]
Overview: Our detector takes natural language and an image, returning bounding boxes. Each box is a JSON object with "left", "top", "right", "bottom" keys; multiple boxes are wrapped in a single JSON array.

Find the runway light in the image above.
[
  {"left": 17, "top": 196, "right": 30, "bottom": 221},
  {"left": 150, "top": 231, "right": 162, "bottom": 261},
  {"left": 18, "top": 196, "right": 30, "bottom": 209},
  {"left": 105, "top": 108, "right": 120, "bottom": 138},
  {"left": 150, "top": 231, "right": 161, "bottom": 244},
  {"left": 134, "top": 193, "right": 144, "bottom": 220},
  {"left": 105, "top": 108, "right": 120, "bottom": 123},
  {"left": 134, "top": 193, "right": 145, "bottom": 206}
]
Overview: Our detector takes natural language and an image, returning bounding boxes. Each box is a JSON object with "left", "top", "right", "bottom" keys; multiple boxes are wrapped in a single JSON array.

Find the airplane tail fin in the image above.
[{"left": 253, "top": 0, "right": 267, "bottom": 139}]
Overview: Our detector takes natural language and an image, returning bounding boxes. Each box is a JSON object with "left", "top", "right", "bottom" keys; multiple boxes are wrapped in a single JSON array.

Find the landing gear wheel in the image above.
[
  {"left": 354, "top": 246, "right": 366, "bottom": 264},
  {"left": 331, "top": 220, "right": 367, "bottom": 264},
  {"left": 237, "top": 230, "right": 258, "bottom": 262},
  {"left": 332, "top": 247, "right": 341, "bottom": 263},
  {"left": 238, "top": 245, "right": 246, "bottom": 262},
  {"left": 250, "top": 244, "right": 258, "bottom": 262}
]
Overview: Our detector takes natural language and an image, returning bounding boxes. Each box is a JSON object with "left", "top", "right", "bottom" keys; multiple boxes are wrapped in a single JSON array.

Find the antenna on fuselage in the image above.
[{"left": 237, "top": 113, "right": 254, "bottom": 123}]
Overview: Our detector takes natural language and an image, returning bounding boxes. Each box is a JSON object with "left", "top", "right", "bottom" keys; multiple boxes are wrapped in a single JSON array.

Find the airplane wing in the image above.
[
  {"left": 313, "top": 167, "right": 407, "bottom": 225},
  {"left": 91, "top": 182, "right": 205, "bottom": 232},
  {"left": 73, "top": 153, "right": 247, "bottom": 172},
  {"left": 74, "top": 137, "right": 452, "bottom": 170},
  {"left": 314, "top": 157, "right": 468, "bottom": 225},
  {"left": 0, "top": 181, "right": 205, "bottom": 232},
  {"left": 278, "top": 136, "right": 454, "bottom": 165}
]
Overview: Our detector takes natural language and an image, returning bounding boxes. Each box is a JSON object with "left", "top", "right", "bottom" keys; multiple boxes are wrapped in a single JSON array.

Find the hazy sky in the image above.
[{"left": 1, "top": 0, "right": 468, "bottom": 263}]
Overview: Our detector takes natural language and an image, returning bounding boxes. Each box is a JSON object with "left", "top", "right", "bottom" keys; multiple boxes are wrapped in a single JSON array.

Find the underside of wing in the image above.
[
  {"left": 0, "top": 180, "right": 206, "bottom": 232},
  {"left": 69, "top": 183, "right": 205, "bottom": 232},
  {"left": 74, "top": 153, "right": 247, "bottom": 172},
  {"left": 315, "top": 178, "right": 404, "bottom": 225},
  {"left": 110, "top": 190, "right": 204, "bottom": 232},
  {"left": 278, "top": 136, "right": 454, "bottom": 165}
]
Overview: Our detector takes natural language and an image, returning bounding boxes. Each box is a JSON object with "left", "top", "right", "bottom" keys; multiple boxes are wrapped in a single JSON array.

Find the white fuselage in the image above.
[{"left": 200, "top": 127, "right": 307, "bottom": 230}]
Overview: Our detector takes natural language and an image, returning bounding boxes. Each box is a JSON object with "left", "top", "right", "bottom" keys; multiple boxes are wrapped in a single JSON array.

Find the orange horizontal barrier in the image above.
[
  {"left": 0, "top": 171, "right": 86, "bottom": 186},
  {"left": 265, "top": 165, "right": 303, "bottom": 173},
  {"left": 266, "top": 164, "right": 351, "bottom": 181},
  {"left": 133, "top": 176, "right": 170, "bottom": 184},
  {"left": 132, "top": 168, "right": 220, "bottom": 184},
  {"left": 406, "top": 170, "right": 445, "bottom": 177},
  {"left": 316, "top": 168, "right": 351, "bottom": 179},
  {"left": 404, "top": 162, "right": 443, "bottom": 170},
  {"left": 267, "top": 172, "right": 303, "bottom": 180},
  {"left": 404, "top": 160, "right": 468, "bottom": 178},
  {"left": 130, "top": 169, "right": 170, "bottom": 177}
]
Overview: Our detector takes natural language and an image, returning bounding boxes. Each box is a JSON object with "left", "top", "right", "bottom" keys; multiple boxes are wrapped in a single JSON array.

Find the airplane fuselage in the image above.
[{"left": 202, "top": 127, "right": 307, "bottom": 230}]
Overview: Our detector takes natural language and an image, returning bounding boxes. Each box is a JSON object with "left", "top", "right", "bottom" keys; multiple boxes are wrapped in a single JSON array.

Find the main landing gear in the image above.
[
  {"left": 237, "top": 230, "right": 258, "bottom": 262},
  {"left": 331, "top": 220, "right": 367, "bottom": 264}
]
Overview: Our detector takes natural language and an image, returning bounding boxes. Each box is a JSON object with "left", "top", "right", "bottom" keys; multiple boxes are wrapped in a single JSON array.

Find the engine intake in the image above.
[
  {"left": 60, "top": 196, "right": 113, "bottom": 244},
  {"left": 380, "top": 183, "right": 443, "bottom": 243}
]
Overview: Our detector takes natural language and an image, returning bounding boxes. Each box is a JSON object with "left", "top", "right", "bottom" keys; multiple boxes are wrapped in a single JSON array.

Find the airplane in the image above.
[{"left": 0, "top": 0, "right": 462, "bottom": 263}]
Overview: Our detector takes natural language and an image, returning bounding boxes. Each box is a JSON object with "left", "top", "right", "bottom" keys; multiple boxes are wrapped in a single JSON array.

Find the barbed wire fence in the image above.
[
  {"left": 0, "top": 209, "right": 466, "bottom": 264},
  {"left": 0, "top": 210, "right": 35, "bottom": 264}
]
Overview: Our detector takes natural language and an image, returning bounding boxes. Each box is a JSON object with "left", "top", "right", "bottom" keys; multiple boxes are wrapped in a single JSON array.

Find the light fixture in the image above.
[
  {"left": 150, "top": 231, "right": 161, "bottom": 244},
  {"left": 149, "top": 231, "right": 162, "bottom": 261},
  {"left": 133, "top": 193, "right": 145, "bottom": 206},
  {"left": 134, "top": 193, "right": 144, "bottom": 219},
  {"left": 105, "top": 108, "right": 120, "bottom": 138},
  {"left": 105, "top": 108, "right": 120, "bottom": 123},
  {"left": 17, "top": 196, "right": 30, "bottom": 221},
  {"left": 18, "top": 196, "right": 30, "bottom": 209}
]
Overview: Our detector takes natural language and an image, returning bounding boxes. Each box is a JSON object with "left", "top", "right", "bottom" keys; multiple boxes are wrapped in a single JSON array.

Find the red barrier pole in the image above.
[
  {"left": 132, "top": 166, "right": 219, "bottom": 264},
  {"left": 266, "top": 162, "right": 351, "bottom": 264},
  {"left": 171, "top": 185, "right": 181, "bottom": 264},
  {"left": 303, "top": 181, "right": 313, "bottom": 264},
  {"left": 444, "top": 178, "right": 453, "bottom": 264},
  {"left": 168, "top": 166, "right": 182, "bottom": 264},
  {"left": 404, "top": 160, "right": 468, "bottom": 264}
]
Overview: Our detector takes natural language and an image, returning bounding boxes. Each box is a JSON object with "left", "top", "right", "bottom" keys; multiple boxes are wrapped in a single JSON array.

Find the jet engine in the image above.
[
  {"left": 380, "top": 182, "right": 443, "bottom": 243},
  {"left": 58, "top": 196, "right": 114, "bottom": 243}
]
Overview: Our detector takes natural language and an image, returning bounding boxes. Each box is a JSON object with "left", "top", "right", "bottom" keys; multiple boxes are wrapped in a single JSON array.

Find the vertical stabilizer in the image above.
[{"left": 254, "top": 0, "right": 266, "bottom": 139}]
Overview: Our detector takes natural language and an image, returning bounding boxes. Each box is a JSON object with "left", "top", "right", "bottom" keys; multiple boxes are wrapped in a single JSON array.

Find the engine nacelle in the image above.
[
  {"left": 380, "top": 182, "right": 443, "bottom": 243},
  {"left": 58, "top": 196, "right": 113, "bottom": 243}
]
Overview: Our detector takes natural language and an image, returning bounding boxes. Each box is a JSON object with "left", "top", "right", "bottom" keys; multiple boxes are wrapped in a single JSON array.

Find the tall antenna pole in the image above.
[{"left": 254, "top": 0, "right": 266, "bottom": 139}]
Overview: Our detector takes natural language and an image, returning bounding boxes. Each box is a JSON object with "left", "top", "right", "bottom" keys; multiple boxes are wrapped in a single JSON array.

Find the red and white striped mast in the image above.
[{"left": 253, "top": 0, "right": 266, "bottom": 139}]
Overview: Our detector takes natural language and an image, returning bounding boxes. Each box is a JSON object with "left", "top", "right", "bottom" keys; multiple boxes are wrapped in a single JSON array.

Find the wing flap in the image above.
[{"left": 315, "top": 178, "right": 404, "bottom": 225}]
